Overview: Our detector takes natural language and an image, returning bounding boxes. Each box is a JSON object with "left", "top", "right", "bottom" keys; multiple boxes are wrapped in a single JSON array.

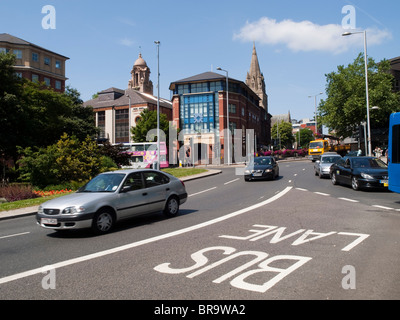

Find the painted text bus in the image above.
[
  {"left": 389, "top": 112, "right": 400, "bottom": 193},
  {"left": 120, "top": 142, "right": 169, "bottom": 169}
]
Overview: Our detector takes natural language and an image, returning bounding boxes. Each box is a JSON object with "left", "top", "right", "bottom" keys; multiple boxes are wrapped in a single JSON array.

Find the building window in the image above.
[
  {"left": 32, "top": 74, "right": 39, "bottom": 83},
  {"left": 180, "top": 93, "right": 216, "bottom": 133},
  {"left": 44, "top": 57, "right": 51, "bottom": 65},
  {"left": 13, "top": 49, "right": 22, "bottom": 59},
  {"left": 229, "top": 104, "right": 236, "bottom": 114},
  {"left": 44, "top": 77, "right": 51, "bottom": 86},
  {"left": 115, "top": 109, "right": 129, "bottom": 143},
  {"left": 97, "top": 111, "right": 106, "bottom": 139},
  {"left": 55, "top": 80, "right": 62, "bottom": 90},
  {"left": 0, "top": 48, "right": 10, "bottom": 53},
  {"left": 15, "top": 72, "right": 22, "bottom": 78},
  {"left": 55, "top": 60, "right": 61, "bottom": 69},
  {"left": 32, "top": 52, "right": 39, "bottom": 62}
]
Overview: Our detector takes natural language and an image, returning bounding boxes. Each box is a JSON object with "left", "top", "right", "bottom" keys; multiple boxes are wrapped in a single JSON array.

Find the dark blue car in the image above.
[{"left": 330, "top": 156, "right": 389, "bottom": 191}]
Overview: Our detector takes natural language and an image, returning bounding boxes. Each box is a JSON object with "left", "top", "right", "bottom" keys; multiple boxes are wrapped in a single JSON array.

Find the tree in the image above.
[
  {"left": 18, "top": 133, "right": 116, "bottom": 188},
  {"left": 0, "top": 51, "right": 98, "bottom": 164},
  {"left": 131, "top": 109, "right": 170, "bottom": 144},
  {"left": 271, "top": 121, "right": 294, "bottom": 149},
  {"left": 295, "top": 128, "right": 314, "bottom": 148},
  {"left": 319, "top": 53, "right": 400, "bottom": 139}
]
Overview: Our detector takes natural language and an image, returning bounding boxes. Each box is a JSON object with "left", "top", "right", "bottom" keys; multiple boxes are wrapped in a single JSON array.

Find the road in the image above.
[{"left": 0, "top": 160, "right": 400, "bottom": 302}]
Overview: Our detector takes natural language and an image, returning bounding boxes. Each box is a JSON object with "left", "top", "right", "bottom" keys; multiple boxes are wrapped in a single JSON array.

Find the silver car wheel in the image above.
[
  {"left": 164, "top": 197, "right": 179, "bottom": 217},
  {"left": 93, "top": 210, "right": 114, "bottom": 233}
]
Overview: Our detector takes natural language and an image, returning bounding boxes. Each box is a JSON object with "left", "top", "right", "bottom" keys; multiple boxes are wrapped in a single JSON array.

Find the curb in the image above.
[{"left": 0, "top": 169, "right": 222, "bottom": 221}]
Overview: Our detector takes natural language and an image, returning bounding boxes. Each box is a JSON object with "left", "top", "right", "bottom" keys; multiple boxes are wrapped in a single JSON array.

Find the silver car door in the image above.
[
  {"left": 142, "top": 171, "right": 169, "bottom": 212},
  {"left": 117, "top": 172, "right": 149, "bottom": 219}
]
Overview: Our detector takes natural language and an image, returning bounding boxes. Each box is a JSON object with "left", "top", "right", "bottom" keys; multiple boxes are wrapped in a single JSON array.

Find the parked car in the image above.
[
  {"left": 36, "top": 169, "right": 188, "bottom": 234},
  {"left": 244, "top": 156, "right": 279, "bottom": 181},
  {"left": 330, "top": 157, "right": 389, "bottom": 191},
  {"left": 314, "top": 153, "right": 342, "bottom": 178}
]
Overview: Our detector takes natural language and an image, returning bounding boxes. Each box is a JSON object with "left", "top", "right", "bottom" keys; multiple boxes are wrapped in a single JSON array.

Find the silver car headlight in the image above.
[
  {"left": 244, "top": 170, "right": 251, "bottom": 174},
  {"left": 265, "top": 169, "right": 272, "bottom": 173},
  {"left": 361, "top": 173, "right": 374, "bottom": 180},
  {"left": 62, "top": 206, "right": 86, "bottom": 215},
  {"left": 38, "top": 205, "right": 44, "bottom": 214}
]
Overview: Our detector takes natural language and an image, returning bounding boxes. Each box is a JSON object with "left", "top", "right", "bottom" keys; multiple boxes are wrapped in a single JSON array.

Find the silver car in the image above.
[
  {"left": 314, "top": 153, "right": 342, "bottom": 178},
  {"left": 36, "top": 169, "right": 188, "bottom": 234}
]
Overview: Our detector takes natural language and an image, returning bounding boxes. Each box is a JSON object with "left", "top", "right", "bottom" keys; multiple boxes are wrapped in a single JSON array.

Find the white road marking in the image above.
[
  {"left": 0, "top": 187, "right": 293, "bottom": 286},
  {"left": 0, "top": 232, "right": 30, "bottom": 240},
  {"left": 224, "top": 178, "right": 240, "bottom": 185},
  {"left": 295, "top": 188, "right": 308, "bottom": 192},
  {"left": 372, "top": 205, "right": 395, "bottom": 211},
  {"left": 314, "top": 192, "right": 330, "bottom": 197},
  {"left": 338, "top": 198, "right": 359, "bottom": 203},
  {"left": 188, "top": 187, "right": 217, "bottom": 197}
]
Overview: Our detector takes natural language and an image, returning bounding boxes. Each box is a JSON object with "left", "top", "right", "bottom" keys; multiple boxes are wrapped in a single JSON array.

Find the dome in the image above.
[{"left": 134, "top": 53, "right": 147, "bottom": 67}]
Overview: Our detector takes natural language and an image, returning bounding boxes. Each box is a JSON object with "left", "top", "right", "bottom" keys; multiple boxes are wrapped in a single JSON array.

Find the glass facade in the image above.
[{"left": 176, "top": 81, "right": 225, "bottom": 133}]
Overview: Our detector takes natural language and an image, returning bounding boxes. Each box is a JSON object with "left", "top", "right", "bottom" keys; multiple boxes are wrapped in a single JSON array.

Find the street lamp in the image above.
[
  {"left": 216, "top": 67, "right": 230, "bottom": 165},
  {"left": 154, "top": 41, "right": 161, "bottom": 170},
  {"left": 342, "top": 30, "right": 372, "bottom": 156},
  {"left": 125, "top": 90, "right": 131, "bottom": 145},
  {"left": 308, "top": 92, "right": 323, "bottom": 135}
]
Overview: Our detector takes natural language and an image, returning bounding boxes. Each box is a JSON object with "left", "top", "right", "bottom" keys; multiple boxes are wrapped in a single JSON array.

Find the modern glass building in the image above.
[{"left": 169, "top": 71, "right": 271, "bottom": 164}]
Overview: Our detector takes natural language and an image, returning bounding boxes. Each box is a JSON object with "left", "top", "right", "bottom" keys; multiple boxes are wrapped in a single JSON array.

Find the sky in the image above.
[{"left": 1, "top": 0, "right": 399, "bottom": 122}]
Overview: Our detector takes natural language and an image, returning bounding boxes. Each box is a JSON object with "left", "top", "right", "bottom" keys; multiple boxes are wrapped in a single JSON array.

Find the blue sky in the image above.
[{"left": 1, "top": 0, "right": 399, "bottom": 121}]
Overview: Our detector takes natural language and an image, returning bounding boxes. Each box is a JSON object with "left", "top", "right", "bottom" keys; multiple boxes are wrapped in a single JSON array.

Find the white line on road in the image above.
[
  {"left": 372, "top": 205, "right": 395, "bottom": 211},
  {"left": 338, "top": 198, "right": 359, "bottom": 203},
  {"left": 295, "top": 188, "right": 308, "bottom": 192},
  {"left": 188, "top": 187, "right": 217, "bottom": 197},
  {"left": 314, "top": 192, "right": 330, "bottom": 197},
  {"left": 0, "top": 187, "right": 293, "bottom": 286},
  {"left": 224, "top": 178, "right": 240, "bottom": 185},
  {"left": 0, "top": 232, "right": 30, "bottom": 240}
]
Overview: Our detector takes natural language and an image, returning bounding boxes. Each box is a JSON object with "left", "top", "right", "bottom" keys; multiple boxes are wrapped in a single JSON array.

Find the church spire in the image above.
[{"left": 246, "top": 43, "right": 268, "bottom": 111}]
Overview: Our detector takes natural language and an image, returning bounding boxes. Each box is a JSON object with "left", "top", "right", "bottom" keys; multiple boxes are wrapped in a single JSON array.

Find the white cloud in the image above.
[
  {"left": 119, "top": 38, "right": 135, "bottom": 47},
  {"left": 234, "top": 17, "right": 392, "bottom": 54}
]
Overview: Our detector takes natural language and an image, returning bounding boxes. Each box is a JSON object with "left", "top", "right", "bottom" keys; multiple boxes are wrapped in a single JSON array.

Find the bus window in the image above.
[{"left": 392, "top": 124, "right": 400, "bottom": 163}]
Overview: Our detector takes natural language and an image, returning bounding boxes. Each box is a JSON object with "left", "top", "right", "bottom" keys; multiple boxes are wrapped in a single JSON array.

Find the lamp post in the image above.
[
  {"left": 154, "top": 41, "right": 160, "bottom": 170},
  {"left": 125, "top": 90, "right": 131, "bottom": 145},
  {"left": 308, "top": 92, "right": 323, "bottom": 135},
  {"left": 216, "top": 67, "right": 230, "bottom": 165},
  {"left": 342, "top": 30, "right": 372, "bottom": 156}
]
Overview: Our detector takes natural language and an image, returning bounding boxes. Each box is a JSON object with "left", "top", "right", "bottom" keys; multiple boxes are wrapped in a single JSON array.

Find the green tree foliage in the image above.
[
  {"left": 271, "top": 121, "right": 295, "bottom": 149},
  {"left": 319, "top": 53, "right": 400, "bottom": 139},
  {"left": 18, "top": 134, "right": 116, "bottom": 188},
  {"left": 295, "top": 128, "right": 315, "bottom": 148},
  {"left": 131, "top": 109, "right": 170, "bottom": 144},
  {"left": 0, "top": 52, "right": 98, "bottom": 162}
]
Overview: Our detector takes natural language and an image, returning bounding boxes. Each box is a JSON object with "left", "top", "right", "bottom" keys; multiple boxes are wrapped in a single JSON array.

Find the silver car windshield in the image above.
[
  {"left": 78, "top": 173, "right": 125, "bottom": 192},
  {"left": 321, "top": 157, "right": 341, "bottom": 163}
]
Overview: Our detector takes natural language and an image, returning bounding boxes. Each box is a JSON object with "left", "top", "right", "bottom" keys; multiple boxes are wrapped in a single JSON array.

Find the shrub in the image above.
[{"left": 0, "top": 184, "right": 39, "bottom": 202}]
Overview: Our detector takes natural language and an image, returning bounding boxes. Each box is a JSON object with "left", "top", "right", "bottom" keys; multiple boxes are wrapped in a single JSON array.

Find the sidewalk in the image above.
[{"left": 0, "top": 169, "right": 222, "bottom": 221}]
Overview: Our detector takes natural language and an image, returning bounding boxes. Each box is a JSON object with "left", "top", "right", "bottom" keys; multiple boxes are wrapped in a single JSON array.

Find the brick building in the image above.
[
  {"left": 169, "top": 45, "right": 271, "bottom": 164},
  {"left": 84, "top": 53, "right": 172, "bottom": 144},
  {"left": 0, "top": 33, "right": 69, "bottom": 92}
]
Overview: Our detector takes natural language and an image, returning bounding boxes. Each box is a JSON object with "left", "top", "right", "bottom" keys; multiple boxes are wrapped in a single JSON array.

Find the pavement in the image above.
[{"left": 0, "top": 169, "right": 223, "bottom": 221}]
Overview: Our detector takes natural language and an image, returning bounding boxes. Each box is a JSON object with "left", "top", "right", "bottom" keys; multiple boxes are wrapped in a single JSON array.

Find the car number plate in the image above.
[
  {"left": 253, "top": 172, "right": 263, "bottom": 177},
  {"left": 380, "top": 180, "right": 388, "bottom": 187},
  {"left": 41, "top": 218, "right": 58, "bottom": 225}
]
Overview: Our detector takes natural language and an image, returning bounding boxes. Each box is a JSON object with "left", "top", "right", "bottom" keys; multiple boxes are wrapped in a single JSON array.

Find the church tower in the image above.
[
  {"left": 128, "top": 53, "right": 153, "bottom": 94},
  {"left": 246, "top": 43, "right": 268, "bottom": 111}
]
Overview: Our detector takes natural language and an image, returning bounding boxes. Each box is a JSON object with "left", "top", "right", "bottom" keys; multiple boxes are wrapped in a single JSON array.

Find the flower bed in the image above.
[{"left": 33, "top": 189, "right": 73, "bottom": 197}]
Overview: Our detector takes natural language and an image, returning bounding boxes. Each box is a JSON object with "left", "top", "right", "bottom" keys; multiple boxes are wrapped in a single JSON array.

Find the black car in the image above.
[
  {"left": 330, "top": 156, "right": 389, "bottom": 191},
  {"left": 244, "top": 156, "right": 279, "bottom": 181}
]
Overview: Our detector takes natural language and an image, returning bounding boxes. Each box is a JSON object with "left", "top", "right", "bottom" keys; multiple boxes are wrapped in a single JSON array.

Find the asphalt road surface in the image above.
[{"left": 1, "top": 160, "right": 399, "bottom": 303}]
